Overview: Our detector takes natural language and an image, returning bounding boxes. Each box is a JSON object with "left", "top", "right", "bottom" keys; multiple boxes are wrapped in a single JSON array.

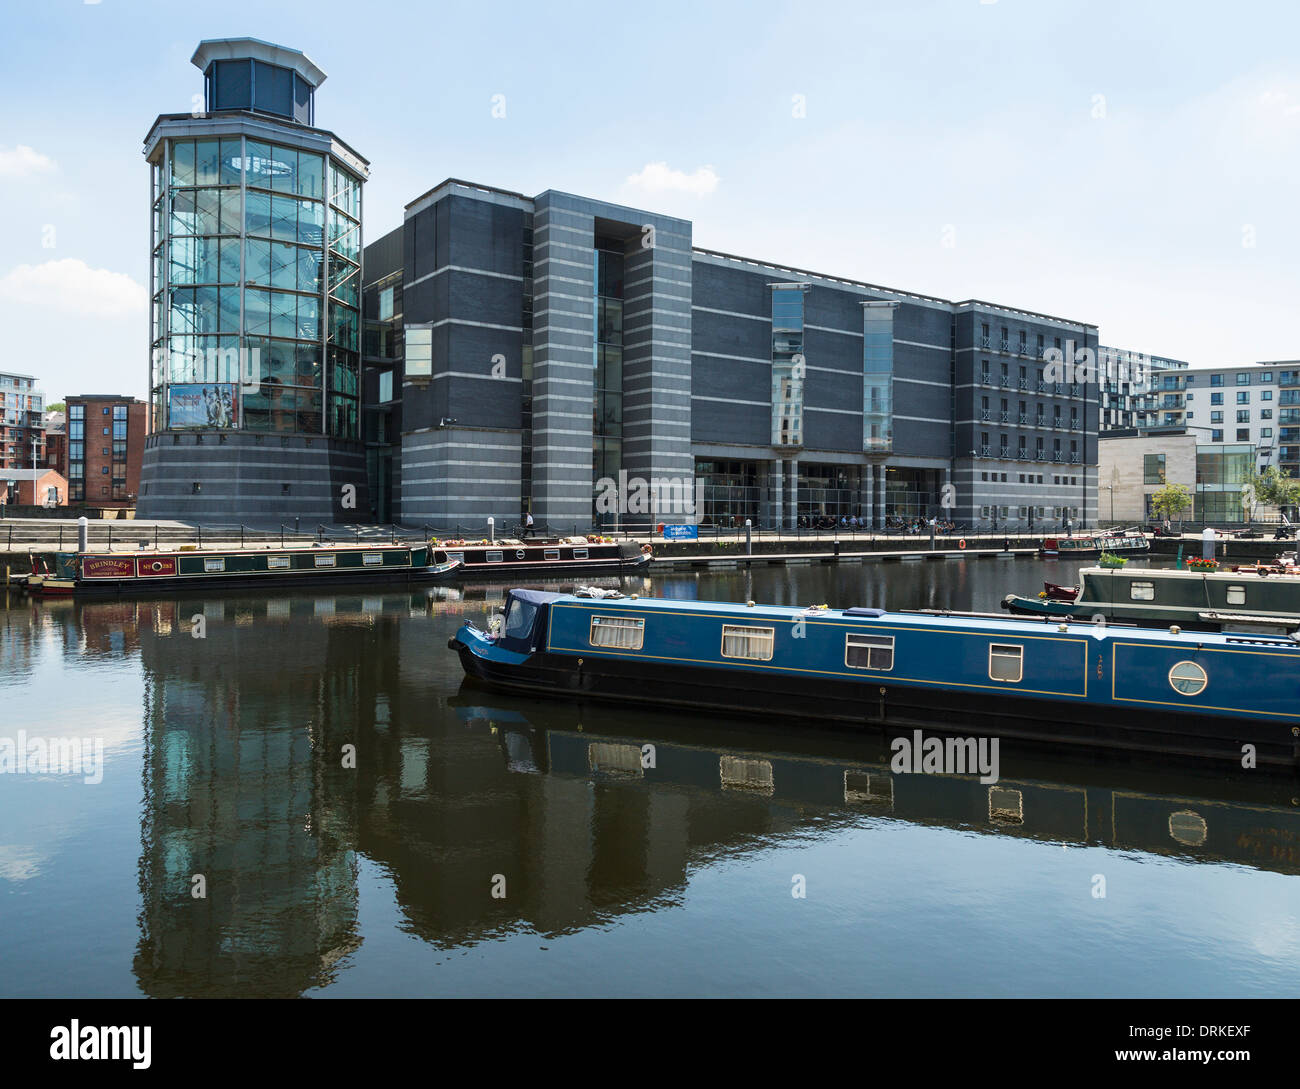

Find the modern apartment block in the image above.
[
  {"left": 1098, "top": 347, "right": 1189, "bottom": 430},
  {"left": 363, "top": 180, "right": 1099, "bottom": 532},
  {"left": 137, "top": 38, "right": 369, "bottom": 521},
  {"left": 0, "top": 371, "right": 45, "bottom": 472},
  {"left": 65, "top": 396, "right": 147, "bottom": 505},
  {"left": 1179, "top": 362, "right": 1300, "bottom": 478}
]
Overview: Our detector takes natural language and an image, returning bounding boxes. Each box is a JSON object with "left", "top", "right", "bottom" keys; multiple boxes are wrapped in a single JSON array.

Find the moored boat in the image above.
[
  {"left": 1004, "top": 561, "right": 1300, "bottom": 630},
  {"left": 450, "top": 589, "right": 1300, "bottom": 767},
  {"left": 1038, "top": 533, "right": 1150, "bottom": 558},
  {"left": 26, "top": 542, "right": 460, "bottom": 596},
  {"left": 430, "top": 536, "right": 651, "bottom": 577}
]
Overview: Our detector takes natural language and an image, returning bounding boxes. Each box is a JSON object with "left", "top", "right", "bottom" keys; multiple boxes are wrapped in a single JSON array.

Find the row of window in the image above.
[
  {"left": 584, "top": 614, "right": 1213, "bottom": 697},
  {"left": 1189, "top": 372, "right": 1275, "bottom": 387}
]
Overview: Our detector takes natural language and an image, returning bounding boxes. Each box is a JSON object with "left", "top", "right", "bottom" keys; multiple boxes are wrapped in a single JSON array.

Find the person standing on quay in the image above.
[{"left": 524, "top": 510, "right": 534, "bottom": 538}]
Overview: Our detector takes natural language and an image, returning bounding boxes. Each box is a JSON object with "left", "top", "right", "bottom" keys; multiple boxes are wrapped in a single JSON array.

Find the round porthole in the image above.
[
  {"left": 1168, "top": 660, "right": 1208, "bottom": 696},
  {"left": 1169, "top": 810, "right": 1208, "bottom": 847},
  {"left": 516, "top": 550, "right": 526, "bottom": 560}
]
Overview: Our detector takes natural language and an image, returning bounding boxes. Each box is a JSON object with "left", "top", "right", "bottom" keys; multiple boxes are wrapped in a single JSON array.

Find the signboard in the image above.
[
  {"left": 168, "top": 383, "right": 239, "bottom": 429},
  {"left": 137, "top": 556, "right": 178, "bottom": 578},
  {"left": 82, "top": 556, "right": 136, "bottom": 580},
  {"left": 662, "top": 524, "right": 698, "bottom": 541}
]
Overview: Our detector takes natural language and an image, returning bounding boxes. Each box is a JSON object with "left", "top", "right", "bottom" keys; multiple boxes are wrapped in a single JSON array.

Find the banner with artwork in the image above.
[{"left": 168, "top": 383, "right": 239, "bottom": 429}]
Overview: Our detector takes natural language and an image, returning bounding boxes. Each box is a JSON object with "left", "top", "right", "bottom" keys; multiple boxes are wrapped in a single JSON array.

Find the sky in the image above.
[{"left": 2, "top": 0, "right": 1298, "bottom": 403}]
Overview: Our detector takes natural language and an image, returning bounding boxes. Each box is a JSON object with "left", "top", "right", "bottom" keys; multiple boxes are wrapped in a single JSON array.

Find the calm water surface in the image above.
[{"left": 2, "top": 555, "right": 1298, "bottom": 997}]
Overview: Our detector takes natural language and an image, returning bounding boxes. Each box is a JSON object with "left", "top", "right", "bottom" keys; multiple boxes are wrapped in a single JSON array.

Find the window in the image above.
[
  {"left": 1143, "top": 453, "right": 1166, "bottom": 484},
  {"left": 1130, "top": 581, "right": 1155, "bottom": 601},
  {"left": 845, "top": 633, "right": 894, "bottom": 671},
  {"left": 203, "top": 557, "right": 225, "bottom": 573},
  {"left": 1168, "top": 661, "right": 1208, "bottom": 696},
  {"left": 1262, "top": 428, "right": 1273, "bottom": 438},
  {"left": 1237, "top": 429, "right": 1250, "bottom": 441},
  {"left": 1211, "top": 392, "right": 1223, "bottom": 405},
  {"left": 1261, "top": 409, "right": 1272, "bottom": 420},
  {"left": 267, "top": 555, "right": 290, "bottom": 569},
  {"left": 1262, "top": 389, "right": 1273, "bottom": 400},
  {"left": 589, "top": 615, "right": 645, "bottom": 649},
  {"left": 1212, "top": 429, "right": 1223, "bottom": 442},
  {"left": 1237, "top": 373, "right": 1250, "bottom": 385},
  {"left": 1226, "top": 585, "right": 1246, "bottom": 606},
  {"left": 1237, "top": 410, "right": 1250, "bottom": 423},
  {"left": 314, "top": 554, "right": 336, "bottom": 567},
  {"left": 572, "top": 547, "right": 588, "bottom": 559},
  {"left": 721, "top": 624, "right": 775, "bottom": 661},
  {"left": 544, "top": 549, "right": 560, "bottom": 561},
  {"left": 362, "top": 552, "right": 383, "bottom": 566},
  {"left": 1211, "top": 411, "right": 1223, "bottom": 423},
  {"left": 1211, "top": 374, "right": 1224, "bottom": 387},
  {"left": 988, "top": 644, "right": 1023, "bottom": 682},
  {"left": 1237, "top": 391, "right": 1250, "bottom": 404},
  {"left": 485, "top": 550, "right": 503, "bottom": 563}
]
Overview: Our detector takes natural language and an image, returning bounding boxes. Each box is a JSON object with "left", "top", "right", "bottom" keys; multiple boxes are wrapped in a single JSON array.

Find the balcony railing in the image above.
[
  {"left": 999, "top": 376, "right": 1010, "bottom": 388},
  {"left": 1018, "top": 378, "right": 1029, "bottom": 390},
  {"left": 1052, "top": 453, "right": 1063, "bottom": 463},
  {"left": 1035, "top": 450, "right": 1046, "bottom": 461},
  {"left": 978, "top": 445, "right": 991, "bottom": 457},
  {"left": 1018, "top": 414, "right": 1029, "bottom": 425},
  {"left": 1037, "top": 380, "right": 1049, "bottom": 393},
  {"left": 980, "top": 373, "right": 992, "bottom": 385},
  {"left": 1018, "top": 342, "right": 1029, "bottom": 356},
  {"left": 999, "top": 412, "right": 1010, "bottom": 423},
  {"left": 1017, "top": 449, "right": 1028, "bottom": 460},
  {"left": 999, "top": 340, "right": 1012, "bottom": 352},
  {"left": 980, "top": 337, "right": 992, "bottom": 349},
  {"left": 1069, "top": 454, "right": 1081, "bottom": 464},
  {"left": 999, "top": 447, "right": 1010, "bottom": 459},
  {"left": 979, "top": 411, "right": 991, "bottom": 421}
]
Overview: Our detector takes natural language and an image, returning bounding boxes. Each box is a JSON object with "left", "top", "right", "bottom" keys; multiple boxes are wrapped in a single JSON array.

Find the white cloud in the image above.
[
  {"left": 0, "top": 259, "right": 146, "bottom": 318},
  {"left": 623, "top": 161, "right": 720, "bottom": 198},
  {"left": 0, "top": 144, "right": 56, "bottom": 178}
]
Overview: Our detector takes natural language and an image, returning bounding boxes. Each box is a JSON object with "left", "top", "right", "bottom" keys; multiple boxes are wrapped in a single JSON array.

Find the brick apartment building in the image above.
[{"left": 66, "top": 396, "right": 148, "bottom": 506}]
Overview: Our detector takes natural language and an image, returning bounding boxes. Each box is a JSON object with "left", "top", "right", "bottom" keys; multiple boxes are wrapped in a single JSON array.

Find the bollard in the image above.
[
  {"left": 488, "top": 516, "right": 495, "bottom": 544},
  {"left": 745, "top": 518, "right": 752, "bottom": 557},
  {"left": 78, "top": 516, "right": 88, "bottom": 554},
  {"left": 834, "top": 538, "right": 840, "bottom": 558},
  {"left": 1202, "top": 527, "right": 1216, "bottom": 561}
]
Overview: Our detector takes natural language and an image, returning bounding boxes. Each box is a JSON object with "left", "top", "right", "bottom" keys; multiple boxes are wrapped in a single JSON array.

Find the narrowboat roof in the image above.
[{"left": 535, "top": 592, "right": 1300, "bottom": 649}]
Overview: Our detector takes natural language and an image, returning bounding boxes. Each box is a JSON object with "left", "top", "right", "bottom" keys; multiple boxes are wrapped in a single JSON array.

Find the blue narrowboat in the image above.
[{"left": 449, "top": 590, "right": 1300, "bottom": 768}]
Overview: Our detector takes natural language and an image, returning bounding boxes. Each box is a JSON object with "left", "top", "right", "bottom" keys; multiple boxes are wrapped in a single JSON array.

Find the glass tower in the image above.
[{"left": 146, "top": 41, "right": 363, "bottom": 440}]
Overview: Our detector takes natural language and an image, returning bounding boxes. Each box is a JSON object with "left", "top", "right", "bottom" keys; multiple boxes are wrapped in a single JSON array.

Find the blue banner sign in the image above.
[{"left": 663, "top": 524, "right": 698, "bottom": 540}]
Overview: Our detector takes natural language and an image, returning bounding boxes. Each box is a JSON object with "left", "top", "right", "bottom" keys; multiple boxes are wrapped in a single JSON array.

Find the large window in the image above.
[
  {"left": 771, "top": 285, "right": 807, "bottom": 447},
  {"left": 1143, "top": 453, "right": 1166, "bottom": 484},
  {"left": 153, "top": 136, "right": 358, "bottom": 437},
  {"left": 863, "top": 301, "right": 895, "bottom": 453}
]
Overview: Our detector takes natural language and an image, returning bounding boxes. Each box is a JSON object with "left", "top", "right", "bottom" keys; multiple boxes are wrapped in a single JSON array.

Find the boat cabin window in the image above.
[
  {"left": 486, "top": 551, "right": 504, "bottom": 564},
  {"left": 363, "top": 552, "right": 384, "bottom": 566},
  {"left": 503, "top": 596, "right": 539, "bottom": 640},
  {"left": 721, "top": 624, "right": 775, "bottom": 661},
  {"left": 1225, "top": 585, "right": 1246, "bottom": 606},
  {"left": 267, "top": 555, "right": 290, "bottom": 569},
  {"left": 988, "top": 643, "right": 1023, "bottom": 682},
  {"left": 447, "top": 552, "right": 464, "bottom": 564},
  {"left": 845, "top": 633, "right": 894, "bottom": 671},
  {"left": 314, "top": 554, "right": 336, "bottom": 567},
  {"left": 573, "top": 548, "right": 588, "bottom": 559},
  {"left": 1129, "top": 581, "right": 1155, "bottom": 601},
  {"left": 589, "top": 615, "right": 645, "bottom": 650},
  {"left": 545, "top": 549, "right": 560, "bottom": 561},
  {"left": 203, "top": 557, "right": 225, "bottom": 573},
  {"left": 1168, "top": 661, "right": 1208, "bottom": 696}
]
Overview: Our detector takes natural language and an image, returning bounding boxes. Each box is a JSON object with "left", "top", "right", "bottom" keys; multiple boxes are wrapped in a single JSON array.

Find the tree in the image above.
[
  {"left": 1150, "top": 482, "right": 1193, "bottom": 529},
  {"left": 1248, "top": 466, "right": 1300, "bottom": 521},
  {"left": 45, "top": 402, "right": 65, "bottom": 413}
]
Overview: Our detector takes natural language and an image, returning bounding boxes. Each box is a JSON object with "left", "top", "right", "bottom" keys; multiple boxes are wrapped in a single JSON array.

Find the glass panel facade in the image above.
[
  {"left": 593, "top": 243, "right": 624, "bottom": 523},
  {"left": 863, "top": 302, "right": 895, "bottom": 453},
  {"left": 151, "top": 136, "right": 362, "bottom": 438},
  {"left": 771, "top": 286, "right": 805, "bottom": 447}
]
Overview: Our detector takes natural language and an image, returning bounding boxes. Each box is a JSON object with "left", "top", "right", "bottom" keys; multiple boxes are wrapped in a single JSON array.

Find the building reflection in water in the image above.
[{"left": 49, "top": 587, "right": 1294, "bottom": 997}]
